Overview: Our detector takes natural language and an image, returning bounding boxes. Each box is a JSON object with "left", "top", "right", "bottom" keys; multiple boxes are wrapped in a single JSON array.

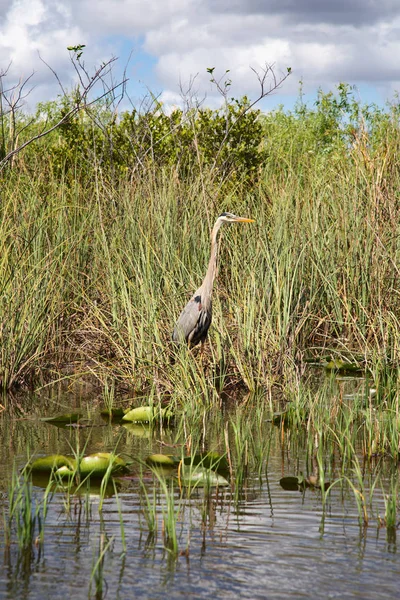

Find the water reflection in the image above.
[{"left": 0, "top": 378, "right": 399, "bottom": 599}]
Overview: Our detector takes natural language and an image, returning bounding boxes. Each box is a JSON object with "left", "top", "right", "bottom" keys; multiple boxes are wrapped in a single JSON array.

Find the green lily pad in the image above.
[
  {"left": 55, "top": 465, "right": 75, "bottom": 478},
  {"left": 122, "top": 405, "right": 173, "bottom": 423},
  {"left": 323, "top": 359, "right": 363, "bottom": 373},
  {"left": 179, "top": 466, "right": 229, "bottom": 488},
  {"left": 40, "top": 413, "right": 82, "bottom": 425},
  {"left": 30, "top": 455, "right": 75, "bottom": 473},
  {"left": 100, "top": 407, "right": 127, "bottom": 419},
  {"left": 77, "top": 453, "right": 128, "bottom": 478},
  {"left": 183, "top": 451, "right": 229, "bottom": 474},
  {"left": 146, "top": 454, "right": 176, "bottom": 467},
  {"left": 32, "top": 453, "right": 128, "bottom": 479}
]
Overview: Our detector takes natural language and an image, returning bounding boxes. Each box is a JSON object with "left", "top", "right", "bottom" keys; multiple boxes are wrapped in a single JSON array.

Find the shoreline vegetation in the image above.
[
  {"left": 1, "top": 61, "right": 400, "bottom": 592},
  {"left": 1, "top": 61, "right": 400, "bottom": 403}
]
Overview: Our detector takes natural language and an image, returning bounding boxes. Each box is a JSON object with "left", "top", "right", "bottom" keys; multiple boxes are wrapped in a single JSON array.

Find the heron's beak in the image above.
[{"left": 235, "top": 216, "right": 255, "bottom": 223}]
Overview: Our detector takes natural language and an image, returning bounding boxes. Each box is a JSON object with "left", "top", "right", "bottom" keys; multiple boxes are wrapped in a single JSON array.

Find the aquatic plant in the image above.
[{"left": 4, "top": 463, "right": 53, "bottom": 553}]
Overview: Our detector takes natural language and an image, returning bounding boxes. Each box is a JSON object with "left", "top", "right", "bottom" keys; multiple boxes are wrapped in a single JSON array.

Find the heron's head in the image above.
[{"left": 218, "top": 212, "right": 255, "bottom": 224}]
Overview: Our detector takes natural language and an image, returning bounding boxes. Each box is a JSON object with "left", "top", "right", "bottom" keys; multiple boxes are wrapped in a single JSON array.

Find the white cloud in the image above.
[
  {"left": 142, "top": 5, "right": 400, "bottom": 101},
  {"left": 1, "top": 0, "right": 400, "bottom": 108},
  {"left": 0, "top": 0, "right": 121, "bottom": 107},
  {"left": 0, "top": 0, "right": 46, "bottom": 66},
  {"left": 66, "top": 0, "right": 197, "bottom": 36}
]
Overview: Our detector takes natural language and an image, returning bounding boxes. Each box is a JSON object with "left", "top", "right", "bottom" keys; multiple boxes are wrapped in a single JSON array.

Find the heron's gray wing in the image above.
[
  {"left": 172, "top": 297, "right": 202, "bottom": 343},
  {"left": 172, "top": 294, "right": 212, "bottom": 345}
]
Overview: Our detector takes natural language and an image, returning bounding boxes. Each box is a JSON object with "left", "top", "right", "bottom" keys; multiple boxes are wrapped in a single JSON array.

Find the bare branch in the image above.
[
  {"left": 0, "top": 56, "right": 128, "bottom": 172},
  {"left": 207, "top": 63, "right": 291, "bottom": 181},
  {"left": 38, "top": 52, "right": 67, "bottom": 97}
]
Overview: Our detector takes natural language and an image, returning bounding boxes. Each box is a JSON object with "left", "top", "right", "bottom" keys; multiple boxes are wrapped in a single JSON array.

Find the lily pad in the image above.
[
  {"left": 40, "top": 413, "right": 82, "bottom": 426},
  {"left": 54, "top": 465, "right": 75, "bottom": 478},
  {"left": 30, "top": 454, "right": 75, "bottom": 473},
  {"left": 100, "top": 407, "right": 127, "bottom": 420},
  {"left": 146, "top": 454, "right": 176, "bottom": 467},
  {"left": 32, "top": 453, "right": 128, "bottom": 479},
  {"left": 183, "top": 451, "right": 229, "bottom": 474},
  {"left": 122, "top": 405, "right": 173, "bottom": 423},
  {"left": 323, "top": 359, "right": 363, "bottom": 373},
  {"left": 179, "top": 466, "right": 229, "bottom": 488},
  {"left": 77, "top": 453, "right": 128, "bottom": 478}
]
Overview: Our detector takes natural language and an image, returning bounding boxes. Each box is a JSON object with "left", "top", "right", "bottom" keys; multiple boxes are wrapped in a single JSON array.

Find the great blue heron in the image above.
[{"left": 172, "top": 212, "right": 255, "bottom": 347}]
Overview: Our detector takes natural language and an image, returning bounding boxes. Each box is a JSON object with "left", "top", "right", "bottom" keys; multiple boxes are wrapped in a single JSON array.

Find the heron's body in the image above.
[
  {"left": 172, "top": 212, "right": 254, "bottom": 347},
  {"left": 172, "top": 293, "right": 212, "bottom": 347}
]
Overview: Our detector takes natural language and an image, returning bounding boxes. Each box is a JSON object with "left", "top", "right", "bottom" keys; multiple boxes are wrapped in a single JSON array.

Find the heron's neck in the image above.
[{"left": 201, "top": 222, "right": 221, "bottom": 308}]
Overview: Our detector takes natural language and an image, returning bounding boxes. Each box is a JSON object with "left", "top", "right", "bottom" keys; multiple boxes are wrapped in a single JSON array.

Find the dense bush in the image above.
[
  {"left": 2, "top": 93, "right": 266, "bottom": 188},
  {"left": 3, "top": 80, "right": 400, "bottom": 191}
]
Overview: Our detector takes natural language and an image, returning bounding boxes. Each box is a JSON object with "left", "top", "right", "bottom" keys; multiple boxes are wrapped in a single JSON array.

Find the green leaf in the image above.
[
  {"left": 146, "top": 454, "right": 176, "bottom": 467},
  {"left": 323, "top": 359, "right": 363, "bottom": 373},
  {"left": 179, "top": 465, "right": 229, "bottom": 488},
  {"left": 122, "top": 405, "right": 173, "bottom": 423},
  {"left": 76, "top": 453, "right": 128, "bottom": 477},
  {"left": 54, "top": 465, "right": 75, "bottom": 478},
  {"left": 30, "top": 455, "right": 75, "bottom": 473},
  {"left": 40, "top": 412, "right": 82, "bottom": 425},
  {"left": 67, "top": 44, "right": 86, "bottom": 52},
  {"left": 31, "top": 453, "right": 128, "bottom": 479},
  {"left": 100, "top": 407, "right": 127, "bottom": 419}
]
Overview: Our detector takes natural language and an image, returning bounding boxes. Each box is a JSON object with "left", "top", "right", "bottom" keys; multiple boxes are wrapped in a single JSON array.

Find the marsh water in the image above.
[{"left": 0, "top": 375, "right": 399, "bottom": 600}]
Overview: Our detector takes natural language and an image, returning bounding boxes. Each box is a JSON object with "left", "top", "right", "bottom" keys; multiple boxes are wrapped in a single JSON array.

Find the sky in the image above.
[{"left": 1, "top": 0, "right": 400, "bottom": 113}]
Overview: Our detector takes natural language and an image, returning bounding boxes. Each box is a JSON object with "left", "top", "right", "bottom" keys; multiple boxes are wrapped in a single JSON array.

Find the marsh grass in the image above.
[
  {"left": 3, "top": 376, "right": 399, "bottom": 576},
  {"left": 151, "top": 470, "right": 179, "bottom": 556},
  {"left": 4, "top": 462, "right": 53, "bottom": 554},
  {"left": 112, "top": 479, "right": 127, "bottom": 554},
  {"left": 3, "top": 89, "right": 400, "bottom": 552},
  {"left": 382, "top": 477, "right": 398, "bottom": 535},
  {"left": 89, "top": 525, "right": 114, "bottom": 600},
  {"left": 101, "top": 380, "right": 116, "bottom": 414},
  {"left": 139, "top": 469, "right": 158, "bottom": 538},
  {"left": 2, "top": 117, "right": 400, "bottom": 399}
]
